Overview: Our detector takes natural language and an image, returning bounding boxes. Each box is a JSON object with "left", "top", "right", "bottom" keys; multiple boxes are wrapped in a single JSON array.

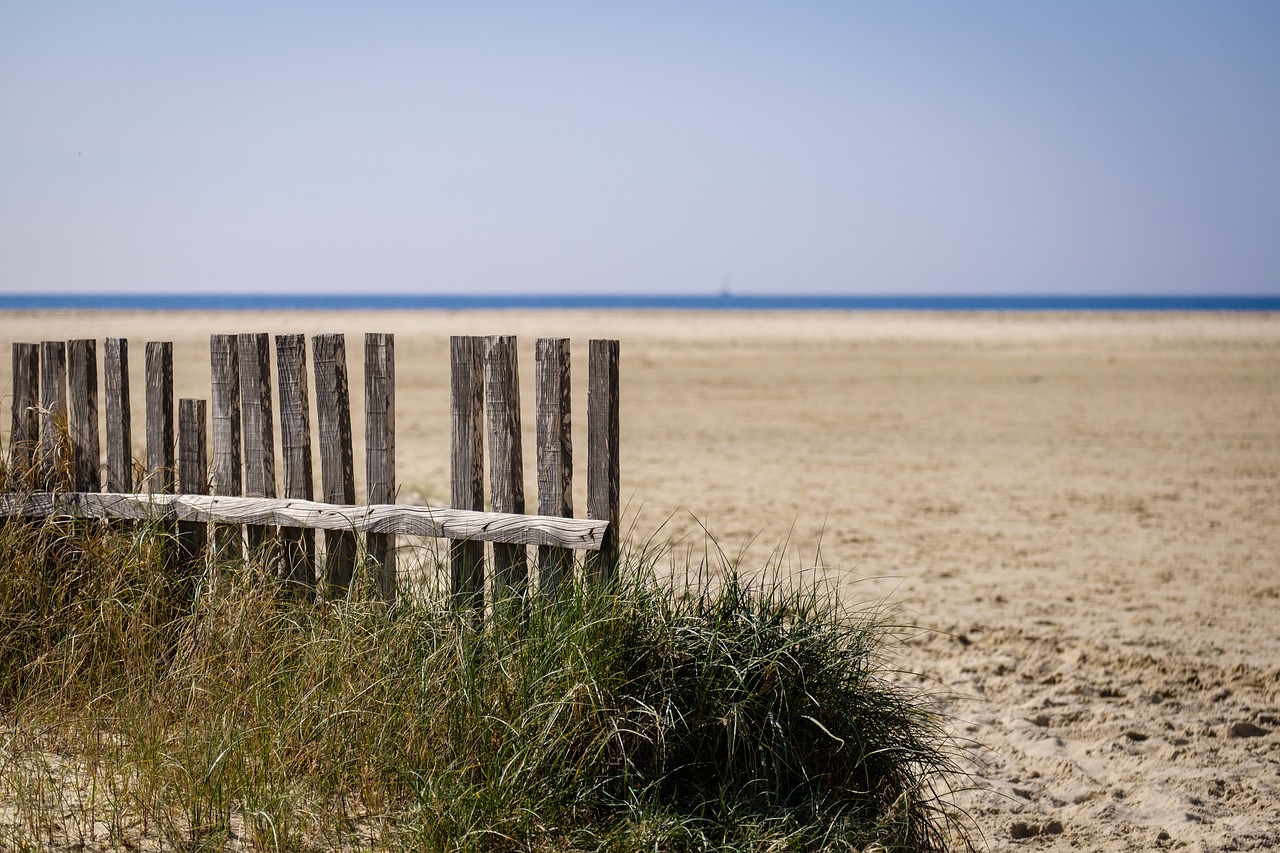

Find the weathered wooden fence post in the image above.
[
  {"left": 39, "top": 340, "right": 68, "bottom": 489},
  {"left": 145, "top": 342, "right": 177, "bottom": 583},
  {"left": 535, "top": 337, "right": 573, "bottom": 597},
  {"left": 586, "top": 339, "right": 620, "bottom": 582},
  {"left": 67, "top": 339, "right": 100, "bottom": 493},
  {"left": 275, "top": 334, "right": 316, "bottom": 594},
  {"left": 145, "top": 342, "right": 175, "bottom": 494},
  {"left": 177, "top": 398, "right": 208, "bottom": 577},
  {"left": 238, "top": 333, "right": 276, "bottom": 556},
  {"left": 313, "top": 334, "right": 357, "bottom": 595},
  {"left": 210, "top": 334, "right": 243, "bottom": 561},
  {"left": 450, "top": 335, "right": 485, "bottom": 616},
  {"left": 103, "top": 338, "right": 132, "bottom": 493},
  {"left": 485, "top": 335, "right": 528, "bottom": 604},
  {"left": 8, "top": 343, "right": 39, "bottom": 488},
  {"left": 365, "top": 332, "right": 396, "bottom": 602}
]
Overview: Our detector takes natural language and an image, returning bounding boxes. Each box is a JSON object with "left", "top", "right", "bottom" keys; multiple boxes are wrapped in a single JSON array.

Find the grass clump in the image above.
[{"left": 0, "top": 517, "right": 968, "bottom": 851}]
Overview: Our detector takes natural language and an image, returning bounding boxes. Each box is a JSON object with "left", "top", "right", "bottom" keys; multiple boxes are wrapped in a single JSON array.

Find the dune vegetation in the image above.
[{"left": 0, "top": 502, "right": 968, "bottom": 851}]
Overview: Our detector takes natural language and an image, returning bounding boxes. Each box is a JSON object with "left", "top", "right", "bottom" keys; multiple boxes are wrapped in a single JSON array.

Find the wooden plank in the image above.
[
  {"left": 0, "top": 492, "right": 607, "bottom": 550},
  {"left": 67, "top": 339, "right": 101, "bottom": 493},
  {"left": 177, "top": 398, "right": 208, "bottom": 573},
  {"left": 275, "top": 334, "right": 315, "bottom": 592},
  {"left": 312, "top": 333, "right": 357, "bottom": 595},
  {"left": 364, "top": 332, "right": 396, "bottom": 602},
  {"left": 237, "top": 333, "right": 276, "bottom": 555},
  {"left": 8, "top": 343, "right": 39, "bottom": 488},
  {"left": 535, "top": 337, "right": 573, "bottom": 597},
  {"left": 144, "top": 343, "right": 177, "bottom": 580},
  {"left": 39, "top": 340, "right": 68, "bottom": 489},
  {"left": 209, "top": 335, "right": 243, "bottom": 496},
  {"left": 585, "top": 339, "right": 620, "bottom": 583},
  {"left": 178, "top": 400, "right": 208, "bottom": 494},
  {"left": 103, "top": 338, "right": 132, "bottom": 493},
  {"left": 238, "top": 334, "right": 275, "bottom": 497},
  {"left": 485, "top": 335, "right": 528, "bottom": 603},
  {"left": 209, "top": 334, "right": 243, "bottom": 561},
  {"left": 145, "top": 342, "right": 175, "bottom": 494},
  {"left": 449, "top": 335, "right": 485, "bottom": 614}
]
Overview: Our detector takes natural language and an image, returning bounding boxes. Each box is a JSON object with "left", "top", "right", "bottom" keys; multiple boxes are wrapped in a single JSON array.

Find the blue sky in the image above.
[{"left": 2, "top": 2, "right": 1278, "bottom": 296}]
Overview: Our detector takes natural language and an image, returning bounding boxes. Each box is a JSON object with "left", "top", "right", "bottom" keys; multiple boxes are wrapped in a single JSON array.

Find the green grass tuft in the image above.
[{"left": 0, "top": 516, "right": 971, "bottom": 851}]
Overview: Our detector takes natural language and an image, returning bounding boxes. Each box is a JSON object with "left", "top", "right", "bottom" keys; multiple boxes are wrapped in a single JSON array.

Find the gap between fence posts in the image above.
[
  {"left": 450, "top": 335, "right": 485, "bottom": 617},
  {"left": 276, "top": 334, "right": 316, "bottom": 595},
  {"left": 365, "top": 332, "right": 396, "bottom": 602}
]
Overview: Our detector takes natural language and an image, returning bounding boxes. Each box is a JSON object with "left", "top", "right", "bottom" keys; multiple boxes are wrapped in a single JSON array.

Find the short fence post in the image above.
[
  {"left": 210, "top": 334, "right": 243, "bottom": 562},
  {"left": 39, "top": 340, "right": 68, "bottom": 489},
  {"left": 586, "top": 339, "right": 620, "bottom": 583},
  {"left": 238, "top": 333, "right": 276, "bottom": 556},
  {"left": 535, "top": 338, "right": 573, "bottom": 597},
  {"left": 67, "top": 339, "right": 100, "bottom": 493},
  {"left": 364, "top": 332, "right": 396, "bottom": 602},
  {"left": 103, "top": 338, "right": 132, "bottom": 493},
  {"left": 313, "top": 334, "right": 357, "bottom": 595},
  {"left": 485, "top": 335, "right": 528, "bottom": 603},
  {"left": 9, "top": 343, "right": 39, "bottom": 488},
  {"left": 450, "top": 335, "right": 485, "bottom": 616},
  {"left": 145, "top": 342, "right": 175, "bottom": 494},
  {"left": 177, "top": 398, "right": 208, "bottom": 577},
  {"left": 275, "top": 334, "right": 316, "bottom": 594}
]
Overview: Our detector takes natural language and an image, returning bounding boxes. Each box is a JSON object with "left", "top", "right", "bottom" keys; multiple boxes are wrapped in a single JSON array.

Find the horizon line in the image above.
[{"left": 2, "top": 292, "right": 1278, "bottom": 312}]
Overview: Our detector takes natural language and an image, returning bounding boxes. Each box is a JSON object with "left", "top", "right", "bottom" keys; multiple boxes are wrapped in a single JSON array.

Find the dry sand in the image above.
[{"left": 2, "top": 309, "right": 1278, "bottom": 850}]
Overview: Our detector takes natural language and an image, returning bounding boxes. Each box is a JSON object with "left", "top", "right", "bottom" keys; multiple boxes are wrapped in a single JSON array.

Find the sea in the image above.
[{"left": 1, "top": 293, "right": 1277, "bottom": 312}]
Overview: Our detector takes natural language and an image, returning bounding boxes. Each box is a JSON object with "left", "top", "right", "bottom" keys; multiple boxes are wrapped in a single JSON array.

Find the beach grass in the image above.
[{"left": 0, "top": 510, "right": 969, "bottom": 852}]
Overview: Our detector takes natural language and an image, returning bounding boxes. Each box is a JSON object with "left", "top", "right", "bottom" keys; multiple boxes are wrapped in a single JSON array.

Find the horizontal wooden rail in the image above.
[{"left": 0, "top": 492, "right": 607, "bottom": 551}]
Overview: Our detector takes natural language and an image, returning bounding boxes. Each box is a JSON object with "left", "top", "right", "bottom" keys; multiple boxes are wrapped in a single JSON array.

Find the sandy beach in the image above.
[{"left": 2, "top": 309, "right": 1278, "bottom": 850}]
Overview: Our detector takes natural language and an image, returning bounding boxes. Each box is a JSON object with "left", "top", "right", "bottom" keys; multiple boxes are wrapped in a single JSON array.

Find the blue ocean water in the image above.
[{"left": 1, "top": 293, "right": 1277, "bottom": 312}]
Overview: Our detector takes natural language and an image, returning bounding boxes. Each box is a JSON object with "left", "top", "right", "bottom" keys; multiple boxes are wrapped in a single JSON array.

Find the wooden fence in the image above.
[{"left": 1, "top": 333, "right": 619, "bottom": 610}]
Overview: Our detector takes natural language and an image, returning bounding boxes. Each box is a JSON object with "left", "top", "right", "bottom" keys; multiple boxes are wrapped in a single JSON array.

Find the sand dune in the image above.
[{"left": 2, "top": 309, "right": 1277, "bottom": 850}]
